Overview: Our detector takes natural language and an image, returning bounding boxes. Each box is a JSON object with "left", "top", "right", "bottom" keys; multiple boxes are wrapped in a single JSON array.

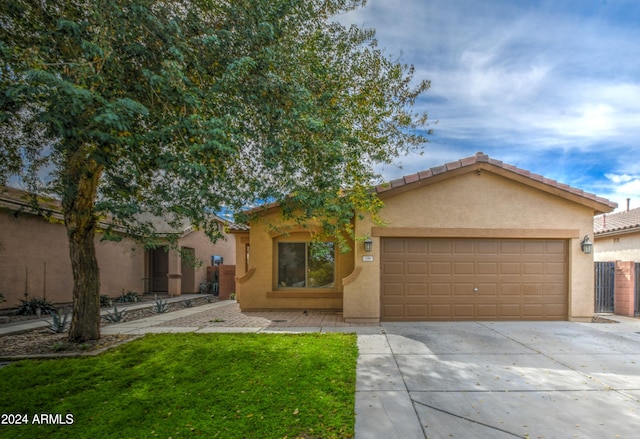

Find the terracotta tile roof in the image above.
[
  {"left": 226, "top": 222, "right": 250, "bottom": 232},
  {"left": 1, "top": 186, "right": 244, "bottom": 235},
  {"left": 375, "top": 152, "right": 617, "bottom": 213},
  {"left": 594, "top": 208, "right": 640, "bottom": 235}
]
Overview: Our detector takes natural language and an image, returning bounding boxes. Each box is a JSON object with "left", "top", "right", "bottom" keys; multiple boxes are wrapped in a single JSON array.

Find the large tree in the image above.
[{"left": 0, "top": 0, "right": 429, "bottom": 341}]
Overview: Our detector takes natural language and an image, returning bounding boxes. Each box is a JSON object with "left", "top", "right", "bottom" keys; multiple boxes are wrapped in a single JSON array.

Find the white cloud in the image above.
[
  {"left": 338, "top": 0, "right": 640, "bottom": 201},
  {"left": 605, "top": 174, "right": 636, "bottom": 184}
]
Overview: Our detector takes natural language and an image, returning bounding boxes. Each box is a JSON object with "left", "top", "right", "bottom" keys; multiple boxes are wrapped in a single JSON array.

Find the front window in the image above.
[{"left": 278, "top": 242, "right": 335, "bottom": 288}]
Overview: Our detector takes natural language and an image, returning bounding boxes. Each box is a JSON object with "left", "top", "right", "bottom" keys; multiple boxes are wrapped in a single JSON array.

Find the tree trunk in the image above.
[{"left": 64, "top": 152, "right": 103, "bottom": 342}]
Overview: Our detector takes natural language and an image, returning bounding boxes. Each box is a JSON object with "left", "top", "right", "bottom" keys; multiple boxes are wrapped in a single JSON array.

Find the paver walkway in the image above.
[{"left": 100, "top": 300, "right": 382, "bottom": 335}]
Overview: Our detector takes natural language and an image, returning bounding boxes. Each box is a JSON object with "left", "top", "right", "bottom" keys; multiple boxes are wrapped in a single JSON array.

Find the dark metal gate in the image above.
[
  {"left": 595, "top": 262, "right": 615, "bottom": 313},
  {"left": 635, "top": 263, "right": 640, "bottom": 316}
]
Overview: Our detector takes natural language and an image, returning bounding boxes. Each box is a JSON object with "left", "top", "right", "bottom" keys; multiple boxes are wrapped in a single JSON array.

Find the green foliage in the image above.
[
  {"left": 152, "top": 297, "right": 169, "bottom": 314},
  {"left": 0, "top": 0, "right": 429, "bottom": 239},
  {"left": 50, "top": 342, "right": 65, "bottom": 352},
  {"left": 182, "top": 298, "right": 195, "bottom": 308},
  {"left": 0, "top": 0, "right": 429, "bottom": 340},
  {"left": 99, "top": 294, "right": 112, "bottom": 308},
  {"left": 14, "top": 296, "right": 56, "bottom": 316},
  {"left": 116, "top": 290, "right": 139, "bottom": 303},
  {"left": 0, "top": 333, "right": 358, "bottom": 438},
  {"left": 47, "top": 310, "right": 70, "bottom": 333},
  {"left": 102, "top": 305, "right": 127, "bottom": 323}
]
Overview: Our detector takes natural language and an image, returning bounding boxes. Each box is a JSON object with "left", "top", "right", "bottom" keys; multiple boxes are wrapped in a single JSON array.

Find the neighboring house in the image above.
[
  {"left": 0, "top": 187, "right": 236, "bottom": 309},
  {"left": 230, "top": 152, "right": 616, "bottom": 322},
  {"left": 594, "top": 205, "right": 640, "bottom": 262},
  {"left": 593, "top": 205, "right": 640, "bottom": 317}
]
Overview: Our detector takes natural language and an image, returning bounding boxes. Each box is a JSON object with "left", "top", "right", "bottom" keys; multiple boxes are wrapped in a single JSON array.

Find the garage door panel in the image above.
[
  {"left": 430, "top": 240, "right": 452, "bottom": 253},
  {"left": 476, "top": 304, "right": 498, "bottom": 318},
  {"left": 407, "top": 262, "right": 427, "bottom": 274},
  {"left": 546, "top": 262, "right": 565, "bottom": 275},
  {"left": 381, "top": 238, "right": 567, "bottom": 321},
  {"left": 500, "top": 262, "right": 521, "bottom": 275},
  {"left": 407, "top": 305, "right": 428, "bottom": 318},
  {"left": 499, "top": 304, "right": 521, "bottom": 318},
  {"left": 522, "top": 304, "right": 544, "bottom": 317},
  {"left": 383, "top": 239, "right": 405, "bottom": 254},
  {"left": 454, "top": 283, "right": 474, "bottom": 296},
  {"left": 454, "top": 240, "right": 474, "bottom": 254},
  {"left": 501, "top": 283, "right": 521, "bottom": 296},
  {"left": 453, "top": 304, "right": 474, "bottom": 318},
  {"left": 523, "top": 241, "right": 544, "bottom": 253},
  {"left": 454, "top": 262, "right": 474, "bottom": 275},
  {"left": 430, "top": 262, "right": 452, "bottom": 275},
  {"left": 478, "top": 262, "right": 498, "bottom": 274},
  {"left": 477, "top": 241, "right": 498, "bottom": 254},
  {"left": 382, "top": 304, "right": 404, "bottom": 318},
  {"left": 524, "top": 262, "right": 543, "bottom": 274},
  {"left": 430, "top": 283, "right": 451, "bottom": 296},
  {"left": 407, "top": 240, "right": 428, "bottom": 254},
  {"left": 477, "top": 283, "right": 498, "bottom": 296},
  {"left": 407, "top": 282, "right": 427, "bottom": 296},
  {"left": 383, "top": 262, "right": 405, "bottom": 275},
  {"left": 430, "top": 304, "right": 452, "bottom": 318},
  {"left": 382, "top": 282, "right": 404, "bottom": 296},
  {"left": 546, "top": 241, "right": 566, "bottom": 253},
  {"left": 500, "top": 241, "right": 521, "bottom": 253}
]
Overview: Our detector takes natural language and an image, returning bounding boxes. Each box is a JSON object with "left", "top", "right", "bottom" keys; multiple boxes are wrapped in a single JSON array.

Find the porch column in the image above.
[{"left": 167, "top": 249, "right": 182, "bottom": 297}]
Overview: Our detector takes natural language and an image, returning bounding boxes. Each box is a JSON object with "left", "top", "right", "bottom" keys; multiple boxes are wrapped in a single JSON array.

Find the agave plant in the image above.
[
  {"left": 103, "top": 305, "right": 127, "bottom": 323},
  {"left": 48, "top": 310, "right": 70, "bottom": 333}
]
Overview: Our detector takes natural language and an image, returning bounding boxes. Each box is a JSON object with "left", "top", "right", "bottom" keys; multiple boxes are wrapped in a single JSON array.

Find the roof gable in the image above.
[{"left": 376, "top": 152, "right": 616, "bottom": 215}]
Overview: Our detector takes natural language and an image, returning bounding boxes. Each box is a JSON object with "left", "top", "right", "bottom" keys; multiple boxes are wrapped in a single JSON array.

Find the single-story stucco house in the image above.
[
  {"left": 230, "top": 152, "right": 617, "bottom": 322},
  {"left": 0, "top": 187, "right": 236, "bottom": 309}
]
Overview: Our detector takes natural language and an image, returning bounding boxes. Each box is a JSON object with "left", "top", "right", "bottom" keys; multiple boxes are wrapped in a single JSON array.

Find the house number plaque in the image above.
[{"left": 362, "top": 256, "right": 374, "bottom": 262}]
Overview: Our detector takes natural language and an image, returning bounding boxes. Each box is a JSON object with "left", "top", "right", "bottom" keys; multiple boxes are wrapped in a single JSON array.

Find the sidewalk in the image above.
[{"left": 0, "top": 294, "right": 208, "bottom": 336}]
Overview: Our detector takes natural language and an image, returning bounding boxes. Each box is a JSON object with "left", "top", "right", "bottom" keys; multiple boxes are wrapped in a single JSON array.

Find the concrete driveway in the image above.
[{"left": 356, "top": 319, "right": 640, "bottom": 439}]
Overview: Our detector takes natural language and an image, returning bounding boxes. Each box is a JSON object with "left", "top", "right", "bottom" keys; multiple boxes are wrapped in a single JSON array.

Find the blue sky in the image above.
[{"left": 339, "top": 0, "right": 640, "bottom": 211}]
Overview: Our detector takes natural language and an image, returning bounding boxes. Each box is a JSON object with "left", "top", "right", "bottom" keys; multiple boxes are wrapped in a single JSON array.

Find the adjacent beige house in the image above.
[
  {"left": 231, "top": 152, "right": 616, "bottom": 322},
  {"left": 594, "top": 206, "right": 640, "bottom": 262},
  {"left": 0, "top": 187, "right": 235, "bottom": 309}
]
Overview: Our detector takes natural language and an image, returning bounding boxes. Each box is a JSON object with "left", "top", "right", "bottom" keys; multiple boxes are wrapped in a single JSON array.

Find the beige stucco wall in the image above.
[
  {"left": 0, "top": 210, "right": 144, "bottom": 309},
  {"left": 343, "top": 170, "right": 596, "bottom": 322},
  {"left": 0, "top": 210, "right": 236, "bottom": 308},
  {"left": 177, "top": 229, "right": 236, "bottom": 293},
  {"left": 594, "top": 231, "right": 640, "bottom": 262},
  {"left": 235, "top": 211, "right": 353, "bottom": 311}
]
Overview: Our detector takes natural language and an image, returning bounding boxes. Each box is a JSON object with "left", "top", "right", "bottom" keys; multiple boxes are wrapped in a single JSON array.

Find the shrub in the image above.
[
  {"left": 14, "top": 296, "right": 56, "bottom": 316},
  {"left": 51, "top": 342, "right": 65, "bottom": 352},
  {"left": 152, "top": 297, "right": 169, "bottom": 314},
  {"left": 103, "top": 305, "right": 127, "bottom": 323},
  {"left": 116, "top": 290, "right": 139, "bottom": 303},
  {"left": 100, "top": 295, "right": 112, "bottom": 308},
  {"left": 182, "top": 299, "right": 195, "bottom": 308},
  {"left": 47, "top": 310, "right": 70, "bottom": 333}
]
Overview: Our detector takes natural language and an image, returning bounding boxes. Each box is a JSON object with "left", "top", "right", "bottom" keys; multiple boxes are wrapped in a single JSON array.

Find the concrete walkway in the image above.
[{"left": 3, "top": 302, "right": 640, "bottom": 438}]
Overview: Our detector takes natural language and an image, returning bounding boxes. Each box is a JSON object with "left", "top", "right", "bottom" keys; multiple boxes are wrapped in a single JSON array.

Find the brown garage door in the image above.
[{"left": 380, "top": 238, "right": 567, "bottom": 321}]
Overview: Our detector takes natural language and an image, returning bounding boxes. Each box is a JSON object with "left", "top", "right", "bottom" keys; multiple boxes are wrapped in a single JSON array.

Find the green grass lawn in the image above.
[{"left": 0, "top": 333, "right": 358, "bottom": 438}]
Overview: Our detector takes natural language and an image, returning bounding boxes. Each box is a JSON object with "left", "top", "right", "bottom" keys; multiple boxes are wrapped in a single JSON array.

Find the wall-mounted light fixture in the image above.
[
  {"left": 581, "top": 235, "right": 593, "bottom": 254},
  {"left": 363, "top": 238, "right": 373, "bottom": 253}
]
